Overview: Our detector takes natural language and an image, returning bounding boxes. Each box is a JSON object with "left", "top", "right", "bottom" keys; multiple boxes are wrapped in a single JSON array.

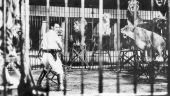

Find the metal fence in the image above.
[
  {"left": 27, "top": 0, "right": 170, "bottom": 95},
  {"left": 29, "top": 4, "right": 162, "bottom": 69},
  {"left": 2, "top": 0, "right": 170, "bottom": 96}
]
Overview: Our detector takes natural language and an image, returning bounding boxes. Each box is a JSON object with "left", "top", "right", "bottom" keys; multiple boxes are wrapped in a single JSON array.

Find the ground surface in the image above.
[{"left": 23, "top": 68, "right": 167, "bottom": 95}]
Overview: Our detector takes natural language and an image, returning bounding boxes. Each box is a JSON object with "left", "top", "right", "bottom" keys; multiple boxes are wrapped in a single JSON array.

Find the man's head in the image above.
[{"left": 50, "top": 22, "right": 60, "bottom": 33}]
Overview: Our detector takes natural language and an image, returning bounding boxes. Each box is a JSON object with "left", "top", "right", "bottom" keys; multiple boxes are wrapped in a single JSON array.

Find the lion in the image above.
[
  {"left": 126, "top": 0, "right": 167, "bottom": 30},
  {"left": 121, "top": 25, "right": 166, "bottom": 62},
  {"left": 124, "top": 0, "right": 166, "bottom": 49},
  {"left": 102, "top": 13, "right": 111, "bottom": 36},
  {"left": 70, "top": 18, "right": 87, "bottom": 46},
  {"left": 122, "top": 0, "right": 142, "bottom": 49},
  {"left": 126, "top": 0, "right": 143, "bottom": 26}
]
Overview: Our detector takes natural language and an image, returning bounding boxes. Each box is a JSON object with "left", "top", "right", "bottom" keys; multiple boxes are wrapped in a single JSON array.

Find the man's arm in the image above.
[
  {"left": 55, "top": 36, "right": 63, "bottom": 50},
  {"left": 57, "top": 34, "right": 64, "bottom": 50},
  {"left": 57, "top": 41, "right": 63, "bottom": 50}
]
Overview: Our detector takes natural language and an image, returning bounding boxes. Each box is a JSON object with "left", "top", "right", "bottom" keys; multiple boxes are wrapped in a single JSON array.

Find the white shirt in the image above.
[{"left": 42, "top": 30, "right": 62, "bottom": 50}]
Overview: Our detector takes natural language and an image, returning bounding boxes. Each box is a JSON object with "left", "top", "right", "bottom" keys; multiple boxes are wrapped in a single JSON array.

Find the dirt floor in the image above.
[{"left": 22, "top": 68, "right": 167, "bottom": 95}]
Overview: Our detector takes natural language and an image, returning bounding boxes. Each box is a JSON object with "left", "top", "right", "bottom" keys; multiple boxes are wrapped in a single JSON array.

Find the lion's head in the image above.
[
  {"left": 128, "top": 0, "right": 139, "bottom": 13},
  {"left": 155, "top": 0, "right": 167, "bottom": 17},
  {"left": 73, "top": 18, "right": 87, "bottom": 33},
  {"left": 103, "top": 13, "right": 110, "bottom": 24},
  {"left": 121, "top": 25, "right": 135, "bottom": 39},
  {"left": 155, "top": 0, "right": 166, "bottom": 7}
]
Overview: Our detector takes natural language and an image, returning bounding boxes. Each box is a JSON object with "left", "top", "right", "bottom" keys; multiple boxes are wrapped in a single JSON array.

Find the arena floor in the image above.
[
  {"left": 10, "top": 68, "right": 167, "bottom": 95},
  {"left": 32, "top": 68, "right": 167, "bottom": 95}
]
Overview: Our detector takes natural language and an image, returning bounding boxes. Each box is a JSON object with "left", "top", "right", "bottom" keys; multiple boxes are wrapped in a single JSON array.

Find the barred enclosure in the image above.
[
  {"left": 28, "top": 2, "right": 167, "bottom": 70},
  {"left": 2, "top": 0, "right": 170, "bottom": 96},
  {"left": 25, "top": 0, "right": 170, "bottom": 95}
]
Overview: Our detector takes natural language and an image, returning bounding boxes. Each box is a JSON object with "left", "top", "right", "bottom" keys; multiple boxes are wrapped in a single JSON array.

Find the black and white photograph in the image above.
[{"left": 0, "top": 0, "right": 169, "bottom": 96}]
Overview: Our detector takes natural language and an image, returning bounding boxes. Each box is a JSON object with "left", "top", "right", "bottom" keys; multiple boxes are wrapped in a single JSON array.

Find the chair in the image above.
[
  {"left": 67, "top": 44, "right": 89, "bottom": 69},
  {"left": 119, "top": 47, "right": 168, "bottom": 82},
  {"left": 119, "top": 49, "right": 138, "bottom": 72},
  {"left": 37, "top": 49, "right": 62, "bottom": 88},
  {"left": 37, "top": 66, "right": 60, "bottom": 86},
  {"left": 90, "top": 35, "right": 112, "bottom": 67}
]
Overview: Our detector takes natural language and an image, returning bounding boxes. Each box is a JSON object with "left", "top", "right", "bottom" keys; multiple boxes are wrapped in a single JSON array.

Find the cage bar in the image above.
[
  {"left": 3, "top": 0, "right": 7, "bottom": 95},
  {"left": 81, "top": 0, "right": 85, "bottom": 94},
  {"left": 168, "top": 0, "right": 170, "bottom": 95},
  {"left": 98, "top": 0, "right": 103, "bottom": 93},
  {"left": 133, "top": 0, "right": 137, "bottom": 93},
  {"left": 116, "top": 0, "right": 120, "bottom": 93}
]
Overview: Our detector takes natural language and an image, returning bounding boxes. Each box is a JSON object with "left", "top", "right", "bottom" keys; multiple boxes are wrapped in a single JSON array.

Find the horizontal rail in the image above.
[
  {"left": 29, "top": 5, "right": 161, "bottom": 20},
  {"left": 33, "top": 92, "right": 168, "bottom": 96}
]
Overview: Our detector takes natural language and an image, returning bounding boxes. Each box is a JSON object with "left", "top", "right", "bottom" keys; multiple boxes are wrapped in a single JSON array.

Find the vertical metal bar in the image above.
[
  {"left": 133, "top": 0, "right": 137, "bottom": 94},
  {"left": 54, "top": 6, "right": 56, "bottom": 21},
  {"left": 46, "top": 0, "right": 50, "bottom": 31},
  {"left": 91, "top": 5, "right": 95, "bottom": 69},
  {"left": 59, "top": 6, "right": 60, "bottom": 23},
  {"left": 91, "top": 6, "right": 94, "bottom": 69},
  {"left": 150, "top": 0, "right": 154, "bottom": 95},
  {"left": 3, "top": 0, "right": 7, "bottom": 95},
  {"left": 99, "top": 0, "right": 103, "bottom": 93},
  {"left": 25, "top": 0, "right": 30, "bottom": 75},
  {"left": 46, "top": 0, "right": 50, "bottom": 96},
  {"left": 64, "top": 0, "right": 68, "bottom": 95},
  {"left": 81, "top": 0, "right": 85, "bottom": 94},
  {"left": 116, "top": 0, "right": 120, "bottom": 93},
  {"left": 168, "top": 1, "right": 170, "bottom": 95}
]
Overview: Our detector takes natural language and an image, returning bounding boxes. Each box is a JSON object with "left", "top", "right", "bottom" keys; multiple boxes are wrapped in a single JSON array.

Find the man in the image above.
[{"left": 40, "top": 22, "right": 64, "bottom": 90}]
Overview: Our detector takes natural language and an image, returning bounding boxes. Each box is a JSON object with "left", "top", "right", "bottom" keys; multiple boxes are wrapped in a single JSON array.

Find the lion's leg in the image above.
[
  {"left": 146, "top": 48, "right": 152, "bottom": 62},
  {"left": 155, "top": 45, "right": 164, "bottom": 62}
]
